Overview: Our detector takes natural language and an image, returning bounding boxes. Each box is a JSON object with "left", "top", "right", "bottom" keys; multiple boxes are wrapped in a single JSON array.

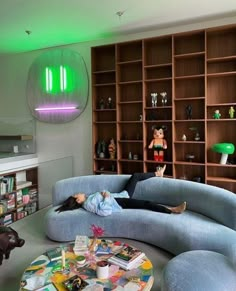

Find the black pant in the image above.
[
  {"left": 120, "top": 172, "right": 171, "bottom": 214},
  {"left": 123, "top": 172, "right": 155, "bottom": 197},
  {"left": 115, "top": 198, "right": 171, "bottom": 214}
]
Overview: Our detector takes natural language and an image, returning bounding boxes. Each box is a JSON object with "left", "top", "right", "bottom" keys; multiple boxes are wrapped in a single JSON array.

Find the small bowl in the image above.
[{"left": 76, "top": 255, "right": 86, "bottom": 265}]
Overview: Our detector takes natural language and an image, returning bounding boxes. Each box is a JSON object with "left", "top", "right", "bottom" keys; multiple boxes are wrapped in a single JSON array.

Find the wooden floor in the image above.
[{"left": 0, "top": 207, "right": 173, "bottom": 291}]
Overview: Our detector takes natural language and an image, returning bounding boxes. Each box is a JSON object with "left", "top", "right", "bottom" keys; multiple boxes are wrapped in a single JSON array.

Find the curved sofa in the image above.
[{"left": 45, "top": 175, "right": 236, "bottom": 290}]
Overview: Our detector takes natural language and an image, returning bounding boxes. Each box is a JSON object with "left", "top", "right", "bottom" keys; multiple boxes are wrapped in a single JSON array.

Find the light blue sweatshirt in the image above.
[{"left": 82, "top": 190, "right": 129, "bottom": 216}]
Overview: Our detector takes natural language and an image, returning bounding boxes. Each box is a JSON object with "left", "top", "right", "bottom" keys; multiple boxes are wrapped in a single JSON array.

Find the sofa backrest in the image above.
[
  {"left": 52, "top": 175, "right": 236, "bottom": 231},
  {"left": 52, "top": 175, "right": 130, "bottom": 206},
  {"left": 133, "top": 177, "right": 236, "bottom": 231}
]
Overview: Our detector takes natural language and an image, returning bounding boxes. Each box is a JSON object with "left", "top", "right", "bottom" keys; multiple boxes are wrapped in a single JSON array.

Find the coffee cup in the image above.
[{"left": 96, "top": 260, "right": 109, "bottom": 279}]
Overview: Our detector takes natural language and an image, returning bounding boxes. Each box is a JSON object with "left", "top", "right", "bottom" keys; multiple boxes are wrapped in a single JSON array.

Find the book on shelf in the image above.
[
  {"left": 16, "top": 181, "right": 32, "bottom": 190},
  {"left": 46, "top": 247, "right": 62, "bottom": 261}
]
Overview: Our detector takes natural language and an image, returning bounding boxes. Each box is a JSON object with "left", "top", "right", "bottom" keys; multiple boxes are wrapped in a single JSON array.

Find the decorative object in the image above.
[
  {"left": 128, "top": 152, "right": 132, "bottom": 160},
  {"left": 107, "top": 97, "right": 112, "bottom": 109},
  {"left": 151, "top": 93, "right": 158, "bottom": 107},
  {"left": 186, "top": 153, "right": 195, "bottom": 162},
  {"left": 229, "top": 106, "right": 235, "bottom": 118},
  {"left": 182, "top": 134, "right": 187, "bottom": 141},
  {"left": 148, "top": 125, "right": 167, "bottom": 161},
  {"left": 189, "top": 127, "right": 200, "bottom": 141},
  {"left": 211, "top": 143, "right": 235, "bottom": 164},
  {"left": 27, "top": 48, "right": 89, "bottom": 123},
  {"left": 0, "top": 226, "right": 25, "bottom": 265},
  {"left": 160, "top": 92, "right": 167, "bottom": 106},
  {"left": 192, "top": 176, "right": 202, "bottom": 183},
  {"left": 185, "top": 105, "right": 192, "bottom": 119},
  {"left": 96, "top": 140, "right": 106, "bottom": 158},
  {"left": 213, "top": 109, "right": 221, "bottom": 119},
  {"left": 99, "top": 98, "right": 105, "bottom": 109},
  {"left": 89, "top": 224, "right": 105, "bottom": 252},
  {"left": 108, "top": 138, "right": 116, "bottom": 159}
]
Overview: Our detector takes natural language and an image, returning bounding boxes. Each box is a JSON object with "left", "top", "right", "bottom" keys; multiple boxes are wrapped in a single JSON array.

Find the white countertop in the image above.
[{"left": 0, "top": 153, "right": 38, "bottom": 174}]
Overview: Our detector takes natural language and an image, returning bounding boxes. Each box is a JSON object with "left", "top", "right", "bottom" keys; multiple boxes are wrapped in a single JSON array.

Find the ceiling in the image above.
[{"left": 0, "top": 0, "right": 236, "bottom": 54}]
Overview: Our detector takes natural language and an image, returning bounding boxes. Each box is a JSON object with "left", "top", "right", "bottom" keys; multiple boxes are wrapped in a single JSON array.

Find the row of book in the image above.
[{"left": 0, "top": 176, "right": 14, "bottom": 194}]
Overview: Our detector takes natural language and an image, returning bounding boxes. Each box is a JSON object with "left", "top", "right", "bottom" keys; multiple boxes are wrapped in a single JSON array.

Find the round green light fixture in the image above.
[{"left": 27, "top": 48, "right": 89, "bottom": 123}]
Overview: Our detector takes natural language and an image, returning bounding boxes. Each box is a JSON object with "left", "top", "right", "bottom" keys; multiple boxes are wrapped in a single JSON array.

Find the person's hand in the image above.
[{"left": 101, "top": 191, "right": 110, "bottom": 198}]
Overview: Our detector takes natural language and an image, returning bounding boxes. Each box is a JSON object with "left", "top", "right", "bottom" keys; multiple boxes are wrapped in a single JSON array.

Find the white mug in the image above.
[{"left": 96, "top": 261, "right": 109, "bottom": 279}]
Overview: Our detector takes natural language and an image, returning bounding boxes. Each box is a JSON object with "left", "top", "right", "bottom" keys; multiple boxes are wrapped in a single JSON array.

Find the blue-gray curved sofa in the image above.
[{"left": 44, "top": 175, "right": 236, "bottom": 290}]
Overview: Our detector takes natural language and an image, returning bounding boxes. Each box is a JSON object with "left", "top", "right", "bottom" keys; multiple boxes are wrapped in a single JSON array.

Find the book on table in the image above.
[
  {"left": 73, "top": 235, "right": 89, "bottom": 254},
  {"left": 108, "top": 245, "right": 145, "bottom": 270},
  {"left": 46, "top": 247, "right": 62, "bottom": 261}
]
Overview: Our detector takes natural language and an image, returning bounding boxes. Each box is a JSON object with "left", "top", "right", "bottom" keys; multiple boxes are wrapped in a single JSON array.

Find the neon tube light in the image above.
[
  {"left": 45, "top": 67, "right": 52, "bottom": 92},
  {"left": 35, "top": 106, "right": 78, "bottom": 111}
]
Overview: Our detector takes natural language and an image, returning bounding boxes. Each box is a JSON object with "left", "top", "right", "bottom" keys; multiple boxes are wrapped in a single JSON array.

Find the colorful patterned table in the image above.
[{"left": 20, "top": 240, "right": 154, "bottom": 291}]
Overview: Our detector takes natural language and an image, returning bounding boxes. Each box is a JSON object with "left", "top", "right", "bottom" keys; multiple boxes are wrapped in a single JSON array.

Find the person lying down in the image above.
[{"left": 55, "top": 170, "right": 186, "bottom": 216}]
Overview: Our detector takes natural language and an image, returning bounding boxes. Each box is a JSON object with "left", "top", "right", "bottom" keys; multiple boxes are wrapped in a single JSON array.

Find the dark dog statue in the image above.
[{"left": 0, "top": 226, "right": 25, "bottom": 265}]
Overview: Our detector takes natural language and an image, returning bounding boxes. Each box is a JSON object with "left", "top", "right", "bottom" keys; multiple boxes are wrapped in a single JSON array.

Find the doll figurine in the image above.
[
  {"left": 213, "top": 109, "right": 221, "bottom": 119},
  {"left": 148, "top": 126, "right": 167, "bottom": 161},
  {"left": 229, "top": 106, "right": 235, "bottom": 119},
  {"left": 108, "top": 138, "right": 116, "bottom": 159}
]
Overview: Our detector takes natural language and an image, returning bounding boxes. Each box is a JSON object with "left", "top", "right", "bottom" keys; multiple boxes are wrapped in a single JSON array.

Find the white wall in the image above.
[{"left": 0, "top": 15, "right": 235, "bottom": 177}]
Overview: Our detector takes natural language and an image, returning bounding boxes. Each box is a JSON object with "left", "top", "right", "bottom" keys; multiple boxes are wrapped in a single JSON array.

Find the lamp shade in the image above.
[
  {"left": 211, "top": 143, "right": 235, "bottom": 164},
  {"left": 26, "top": 48, "right": 89, "bottom": 123}
]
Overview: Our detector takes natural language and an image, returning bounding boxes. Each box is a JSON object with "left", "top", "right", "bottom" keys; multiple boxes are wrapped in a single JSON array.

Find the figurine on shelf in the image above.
[
  {"left": 185, "top": 104, "right": 192, "bottom": 120},
  {"left": 151, "top": 93, "right": 158, "bottom": 107},
  {"left": 213, "top": 109, "right": 221, "bottom": 119},
  {"left": 229, "top": 106, "right": 235, "bottom": 119},
  {"left": 99, "top": 98, "right": 105, "bottom": 109},
  {"left": 160, "top": 92, "right": 167, "bottom": 106},
  {"left": 107, "top": 97, "right": 112, "bottom": 109},
  {"left": 108, "top": 138, "right": 116, "bottom": 159},
  {"left": 96, "top": 140, "right": 106, "bottom": 158},
  {"left": 148, "top": 125, "right": 167, "bottom": 162}
]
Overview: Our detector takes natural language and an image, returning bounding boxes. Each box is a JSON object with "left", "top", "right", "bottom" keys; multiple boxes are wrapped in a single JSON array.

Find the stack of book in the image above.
[
  {"left": 46, "top": 247, "right": 62, "bottom": 262},
  {"left": 108, "top": 245, "right": 145, "bottom": 270},
  {"left": 73, "top": 235, "right": 89, "bottom": 255}
]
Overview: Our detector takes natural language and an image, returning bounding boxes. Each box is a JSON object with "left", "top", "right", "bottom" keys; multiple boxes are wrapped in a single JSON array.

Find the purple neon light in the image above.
[{"left": 35, "top": 106, "right": 78, "bottom": 111}]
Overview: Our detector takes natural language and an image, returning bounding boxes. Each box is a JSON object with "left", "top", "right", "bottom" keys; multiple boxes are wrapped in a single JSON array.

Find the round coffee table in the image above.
[{"left": 20, "top": 239, "right": 154, "bottom": 290}]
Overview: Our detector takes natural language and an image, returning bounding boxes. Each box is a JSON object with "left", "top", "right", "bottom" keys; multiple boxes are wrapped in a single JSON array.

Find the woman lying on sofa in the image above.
[{"left": 56, "top": 166, "right": 186, "bottom": 216}]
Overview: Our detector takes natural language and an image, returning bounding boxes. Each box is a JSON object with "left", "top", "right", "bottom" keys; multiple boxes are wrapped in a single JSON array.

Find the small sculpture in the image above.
[
  {"left": 185, "top": 105, "right": 192, "bottom": 119},
  {"left": 148, "top": 125, "right": 167, "bottom": 162},
  {"left": 213, "top": 109, "right": 221, "bottom": 119},
  {"left": 151, "top": 93, "right": 158, "bottom": 107},
  {"left": 107, "top": 97, "right": 112, "bottom": 109},
  {"left": 0, "top": 226, "right": 25, "bottom": 265},
  {"left": 229, "top": 106, "right": 235, "bottom": 119},
  {"left": 99, "top": 98, "right": 105, "bottom": 109},
  {"left": 97, "top": 140, "right": 106, "bottom": 158},
  {"left": 160, "top": 92, "right": 167, "bottom": 106},
  {"left": 182, "top": 134, "right": 187, "bottom": 141},
  {"left": 108, "top": 138, "right": 116, "bottom": 159}
]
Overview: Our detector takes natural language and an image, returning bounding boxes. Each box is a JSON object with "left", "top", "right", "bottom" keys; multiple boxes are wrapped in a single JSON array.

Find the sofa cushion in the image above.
[{"left": 161, "top": 250, "right": 236, "bottom": 291}]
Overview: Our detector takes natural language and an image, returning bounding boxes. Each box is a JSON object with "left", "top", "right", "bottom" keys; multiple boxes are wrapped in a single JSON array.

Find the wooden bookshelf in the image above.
[{"left": 92, "top": 24, "right": 236, "bottom": 193}]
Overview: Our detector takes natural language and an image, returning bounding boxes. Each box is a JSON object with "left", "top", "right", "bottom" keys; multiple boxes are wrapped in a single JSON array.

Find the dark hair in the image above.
[{"left": 55, "top": 196, "right": 82, "bottom": 212}]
